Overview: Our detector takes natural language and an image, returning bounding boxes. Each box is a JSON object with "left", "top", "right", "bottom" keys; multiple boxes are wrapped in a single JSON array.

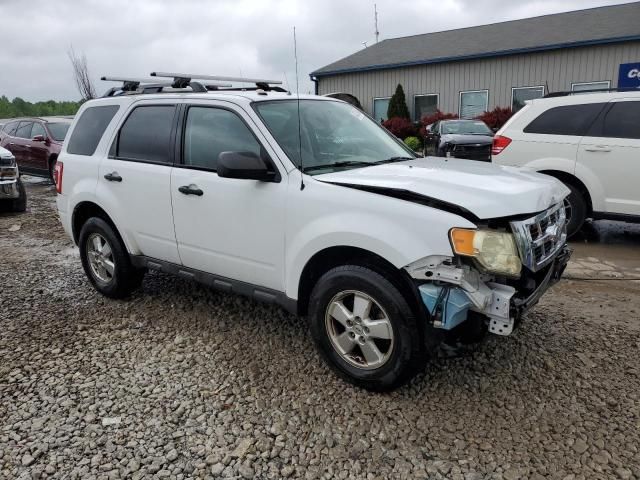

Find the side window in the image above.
[
  {"left": 601, "top": 102, "right": 640, "bottom": 140},
  {"left": 3, "top": 121, "right": 18, "bottom": 136},
  {"left": 523, "top": 103, "right": 606, "bottom": 136},
  {"left": 116, "top": 105, "right": 175, "bottom": 163},
  {"left": 68, "top": 105, "right": 120, "bottom": 156},
  {"left": 31, "top": 123, "right": 46, "bottom": 139},
  {"left": 183, "top": 107, "right": 261, "bottom": 170},
  {"left": 15, "top": 122, "right": 33, "bottom": 139}
]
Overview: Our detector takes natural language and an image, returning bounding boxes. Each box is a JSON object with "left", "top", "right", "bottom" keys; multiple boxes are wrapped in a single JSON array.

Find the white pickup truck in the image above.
[
  {"left": 54, "top": 74, "right": 571, "bottom": 390},
  {"left": 0, "top": 145, "right": 26, "bottom": 212}
]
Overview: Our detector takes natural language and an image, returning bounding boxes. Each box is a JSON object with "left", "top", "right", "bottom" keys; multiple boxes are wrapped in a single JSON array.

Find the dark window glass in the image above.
[
  {"left": 524, "top": 103, "right": 606, "bottom": 136},
  {"left": 15, "top": 122, "right": 33, "bottom": 139},
  {"left": 47, "top": 122, "right": 70, "bottom": 141},
  {"left": 117, "top": 106, "right": 175, "bottom": 163},
  {"left": 68, "top": 105, "right": 120, "bottom": 156},
  {"left": 183, "top": 107, "right": 261, "bottom": 170},
  {"left": 31, "top": 123, "right": 46, "bottom": 139},
  {"left": 3, "top": 121, "right": 18, "bottom": 135},
  {"left": 601, "top": 102, "right": 640, "bottom": 140}
]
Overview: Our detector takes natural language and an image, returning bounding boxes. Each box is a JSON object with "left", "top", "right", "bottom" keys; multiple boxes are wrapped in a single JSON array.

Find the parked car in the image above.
[
  {"left": 0, "top": 117, "right": 72, "bottom": 181},
  {"left": 56, "top": 77, "right": 571, "bottom": 391},
  {"left": 492, "top": 90, "right": 640, "bottom": 237},
  {"left": 423, "top": 119, "right": 493, "bottom": 161},
  {"left": 0, "top": 145, "right": 26, "bottom": 212}
]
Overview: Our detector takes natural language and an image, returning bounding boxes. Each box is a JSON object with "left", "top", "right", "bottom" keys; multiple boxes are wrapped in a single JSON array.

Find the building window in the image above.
[
  {"left": 511, "top": 86, "right": 545, "bottom": 112},
  {"left": 571, "top": 81, "right": 611, "bottom": 93},
  {"left": 373, "top": 97, "right": 391, "bottom": 123},
  {"left": 459, "top": 90, "right": 488, "bottom": 119},
  {"left": 414, "top": 94, "right": 438, "bottom": 122}
]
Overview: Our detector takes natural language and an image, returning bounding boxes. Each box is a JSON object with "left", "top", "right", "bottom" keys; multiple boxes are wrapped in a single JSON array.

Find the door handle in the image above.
[
  {"left": 178, "top": 184, "right": 204, "bottom": 196},
  {"left": 584, "top": 146, "right": 611, "bottom": 152},
  {"left": 9, "top": 142, "right": 14, "bottom": 146},
  {"left": 104, "top": 172, "right": 123, "bottom": 182}
]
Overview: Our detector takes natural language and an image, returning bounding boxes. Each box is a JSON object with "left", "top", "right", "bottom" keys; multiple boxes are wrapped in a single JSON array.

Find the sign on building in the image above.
[{"left": 618, "top": 62, "right": 640, "bottom": 89}]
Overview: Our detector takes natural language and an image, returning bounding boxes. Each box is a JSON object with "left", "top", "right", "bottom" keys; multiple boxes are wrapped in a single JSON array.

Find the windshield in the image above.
[
  {"left": 254, "top": 100, "right": 414, "bottom": 175},
  {"left": 47, "top": 122, "right": 71, "bottom": 141},
  {"left": 441, "top": 120, "right": 492, "bottom": 135}
]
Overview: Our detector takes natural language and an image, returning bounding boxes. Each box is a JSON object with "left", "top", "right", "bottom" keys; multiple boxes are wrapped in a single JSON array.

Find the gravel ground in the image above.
[{"left": 1, "top": 180, "right": 639, "bottom": 480}]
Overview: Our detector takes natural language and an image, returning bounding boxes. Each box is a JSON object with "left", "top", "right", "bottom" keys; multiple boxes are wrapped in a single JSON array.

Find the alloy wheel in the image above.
[
  {"left": 86, "top": 233, "right": 115, "bottom": 283},
  {"left": 324, "top": 290, "right": 394, "bottom": 370}
]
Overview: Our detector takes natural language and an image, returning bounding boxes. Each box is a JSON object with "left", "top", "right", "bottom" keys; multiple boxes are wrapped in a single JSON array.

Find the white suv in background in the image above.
[
  {"left": 55, "top": 74, "right": 571, "bottom": 391},
  {"left": 492, "top": 91, "right": 640, "bottom": 237}
]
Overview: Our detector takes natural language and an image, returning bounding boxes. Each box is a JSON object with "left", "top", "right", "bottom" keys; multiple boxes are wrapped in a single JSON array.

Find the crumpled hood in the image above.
[
  {"left": 315, "top": 157, "right": 570, "bottom": 220},
  {"left": 441, "top": 134, "right": 493, "bottom": 145}
]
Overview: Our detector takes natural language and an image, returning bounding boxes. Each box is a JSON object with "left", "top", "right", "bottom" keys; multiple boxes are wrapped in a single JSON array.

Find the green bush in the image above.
[
  {"left": 387, "top": 84, "right": 410, "bottom": 119},
  {"left": 404, "top": 136, "right": 422, "bottom": 151}
]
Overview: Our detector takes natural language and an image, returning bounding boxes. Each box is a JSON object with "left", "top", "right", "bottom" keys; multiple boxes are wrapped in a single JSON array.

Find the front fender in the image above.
[{"left": 284, "top": 180, "right": 476, "bottom": 299}]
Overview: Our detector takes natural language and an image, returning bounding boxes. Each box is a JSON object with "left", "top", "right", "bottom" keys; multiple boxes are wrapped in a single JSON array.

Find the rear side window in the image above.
[
  {"left": 2, "top": 121, "right": 18, "bottom": 136},
  {"left": 523, "top": 103, "right": 606, "bottom": 136},
  {"left": 601, "top": 102, "right": 640, "bottom": 140},
  {"left": 67, "top": 105, "right": 120, "bottom": 156},
  {"left": 116, "top": 105, "right": 175, "bottom": 164},
  {"left": 15, "top": 122, "right": 33, "bottom": 139}
]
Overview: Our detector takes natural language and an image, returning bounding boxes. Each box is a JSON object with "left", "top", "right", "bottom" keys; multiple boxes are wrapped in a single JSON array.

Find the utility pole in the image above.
[{"left": 374, "top": 4, "right": 379, "bottom": 43}]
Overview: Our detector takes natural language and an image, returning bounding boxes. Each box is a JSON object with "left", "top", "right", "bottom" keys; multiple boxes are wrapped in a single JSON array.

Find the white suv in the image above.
[
  {"left": 492, "top": 91, "right": 640, "bottom": 237},
  {"left": 55, "top": 74, "right": 571, "bottom": 391}
]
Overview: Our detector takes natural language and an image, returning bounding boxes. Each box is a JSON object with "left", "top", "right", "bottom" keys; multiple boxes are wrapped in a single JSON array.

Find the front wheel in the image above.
[
  {"left": 79, "top": 217, "right": 144, "bottom": 298},
  {"left": 308, "top": 265, "right": 427, "bottom": 391}
]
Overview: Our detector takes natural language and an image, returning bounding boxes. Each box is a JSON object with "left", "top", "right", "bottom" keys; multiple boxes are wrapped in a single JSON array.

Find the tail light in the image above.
[
  {"left": 54, "top": 161, "right": 63, "bottom": 194},
  {"left": 492, "top": 135, "right": 512, "bottom": 155}
]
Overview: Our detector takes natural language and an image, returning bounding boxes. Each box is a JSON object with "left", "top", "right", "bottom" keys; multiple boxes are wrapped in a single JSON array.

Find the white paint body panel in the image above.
[
  {"left": 57, "top": 91, "right": 568, "bottom": 303},
  {"left": 315, "top": 157, "right": 569, "bottom": 219},
  {"left": 494, "top": 91, "right": 640, "bottom": 217}
]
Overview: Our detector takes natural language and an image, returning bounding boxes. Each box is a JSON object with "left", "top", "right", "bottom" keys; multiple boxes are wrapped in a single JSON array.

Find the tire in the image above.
[
  {"left": 48, "top": 157, "right": 57, "bottom": 184},
  {"left": 563, "top": 182, "right": 587, "bottom": 238},
  {"left": 308, "top": 265, "right": 427, "bottom": 391},
  {"left": 9, "top": 178, "right": 27, "bottom": 212},
  {"left": 78, "top": 217, "right": 144, "bottom": 298}
]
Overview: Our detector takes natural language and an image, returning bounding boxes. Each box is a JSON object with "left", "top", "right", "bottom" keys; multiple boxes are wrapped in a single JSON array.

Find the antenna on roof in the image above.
[
  {"left": 294, "top": 26, "right": 305, "bottom": 191},
  {"left": 374, "top": 4, "right": 379, "bottom": 43}
]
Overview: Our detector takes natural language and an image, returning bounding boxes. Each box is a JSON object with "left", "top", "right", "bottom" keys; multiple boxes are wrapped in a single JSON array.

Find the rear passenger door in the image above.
[
  {"left": 96, "top": 102, "right": 181, "bottom": 264},
  {"left": 578, "top": 99, "right": 640, "bottom": 215},
  {"left": 170, "top": 102, "right": 286, "bottom": 291}
]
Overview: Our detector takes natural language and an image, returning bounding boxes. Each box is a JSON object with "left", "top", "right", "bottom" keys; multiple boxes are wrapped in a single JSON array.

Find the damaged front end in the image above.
[{"left": 405, "top": 202, "right": 572, "bottom": 337}]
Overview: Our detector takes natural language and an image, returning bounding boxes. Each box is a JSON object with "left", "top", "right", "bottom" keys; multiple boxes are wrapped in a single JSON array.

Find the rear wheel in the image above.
[
  {"left": 308, "top": 265, "right": 427, "bottom": 391},
  {"left": 562, "top": 182, "right": 587, "bottom": 238},
  {"left": 48, "top": 157, "right": 57, "bottom": 183},
  {"left": 79, "top": 217, "right": 144, "bottom": 298}
]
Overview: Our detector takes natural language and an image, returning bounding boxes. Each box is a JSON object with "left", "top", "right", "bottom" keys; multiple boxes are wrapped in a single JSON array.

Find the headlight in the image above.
[{"left": 450, "top": 228, "right": 522, "bottom": 277}]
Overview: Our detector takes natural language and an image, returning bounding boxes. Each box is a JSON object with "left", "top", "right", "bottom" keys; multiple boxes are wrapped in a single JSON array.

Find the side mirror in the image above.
[
  {"left": 217, "top": 151, "right": 276, "bottom": 181},
  {"left": 32, "top": 135, "right": 46, "bottom": 142}
]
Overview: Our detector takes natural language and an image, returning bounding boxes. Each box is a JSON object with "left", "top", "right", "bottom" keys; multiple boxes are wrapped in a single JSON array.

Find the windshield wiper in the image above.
[
  {"left": 303, "top": 161, "right": 374, "bottom": 173},
  {"left": 375, "top": 156, "right": 415, "bottom": 164}
]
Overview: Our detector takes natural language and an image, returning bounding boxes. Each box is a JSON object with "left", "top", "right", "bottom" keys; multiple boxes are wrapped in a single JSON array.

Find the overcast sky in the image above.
[{"left": 0, "top": 0, "right": 635, "bottom": 101}]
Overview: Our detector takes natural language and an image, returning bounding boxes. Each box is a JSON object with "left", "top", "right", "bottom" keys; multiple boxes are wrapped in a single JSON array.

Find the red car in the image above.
[{"left": 0, "top": 117, "right": 72, "bottom": 180}]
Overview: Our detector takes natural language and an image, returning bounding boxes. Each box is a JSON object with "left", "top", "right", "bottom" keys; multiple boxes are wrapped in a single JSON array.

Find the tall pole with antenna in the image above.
[{"left": 374, "top": 4, "right": 379, "bottom": 44}]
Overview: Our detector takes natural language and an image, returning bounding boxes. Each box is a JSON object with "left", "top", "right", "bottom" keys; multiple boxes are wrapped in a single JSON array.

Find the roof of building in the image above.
[{"left": 311, "top": 2, "right": 640, "bottom": 77}]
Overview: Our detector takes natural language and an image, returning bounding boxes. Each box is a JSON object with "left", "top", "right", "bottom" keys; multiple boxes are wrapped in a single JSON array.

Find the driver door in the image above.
[{"left": 170, "top": 102, "right": 287, "bottom": 291}]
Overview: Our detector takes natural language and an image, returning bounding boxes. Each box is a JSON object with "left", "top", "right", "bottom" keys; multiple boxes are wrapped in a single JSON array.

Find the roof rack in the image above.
[
  {"left": 544, "top": 87, "right": 640, "bottom": 98},
  {"left": 100, "top": 72, "right": 287, "bottom": 97},
  {"left": 150, "top": 72, "right": 283, "bottom": 91},
  {"left": 100, "top": 76, "right": 233, "bottom": 97}
]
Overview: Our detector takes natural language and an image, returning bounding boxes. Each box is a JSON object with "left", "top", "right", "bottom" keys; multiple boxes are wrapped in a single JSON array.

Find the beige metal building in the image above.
[{"left": 310, "top": 2, "right": 640, "bottom": 122}]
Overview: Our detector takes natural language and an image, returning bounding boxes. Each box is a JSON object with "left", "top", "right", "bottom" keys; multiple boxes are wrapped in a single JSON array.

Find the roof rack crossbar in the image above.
[
  {"left": 150, "top": 71, "right": 282, "bottom": 85},
  {"left": 100, "top": 76, "right": 233, "bottom": 97}
]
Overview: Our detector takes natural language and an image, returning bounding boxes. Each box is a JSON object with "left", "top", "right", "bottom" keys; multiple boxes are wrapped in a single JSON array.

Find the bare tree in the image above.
[{"left": 68, "top": 46, "right": 96, "bottom": 101}]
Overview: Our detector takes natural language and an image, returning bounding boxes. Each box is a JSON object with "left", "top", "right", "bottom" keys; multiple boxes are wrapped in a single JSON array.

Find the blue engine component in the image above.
[{"left": 419, "top": 283, "right": 472, "bottom": 330}]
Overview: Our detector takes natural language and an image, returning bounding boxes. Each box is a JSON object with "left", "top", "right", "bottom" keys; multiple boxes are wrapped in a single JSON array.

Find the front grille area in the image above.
[
  {"left": 510, "top": 203, "right": 567, "bottom": 272},
  {"left": 451, "top": 144, "right": 491, "bottom": 160}
]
